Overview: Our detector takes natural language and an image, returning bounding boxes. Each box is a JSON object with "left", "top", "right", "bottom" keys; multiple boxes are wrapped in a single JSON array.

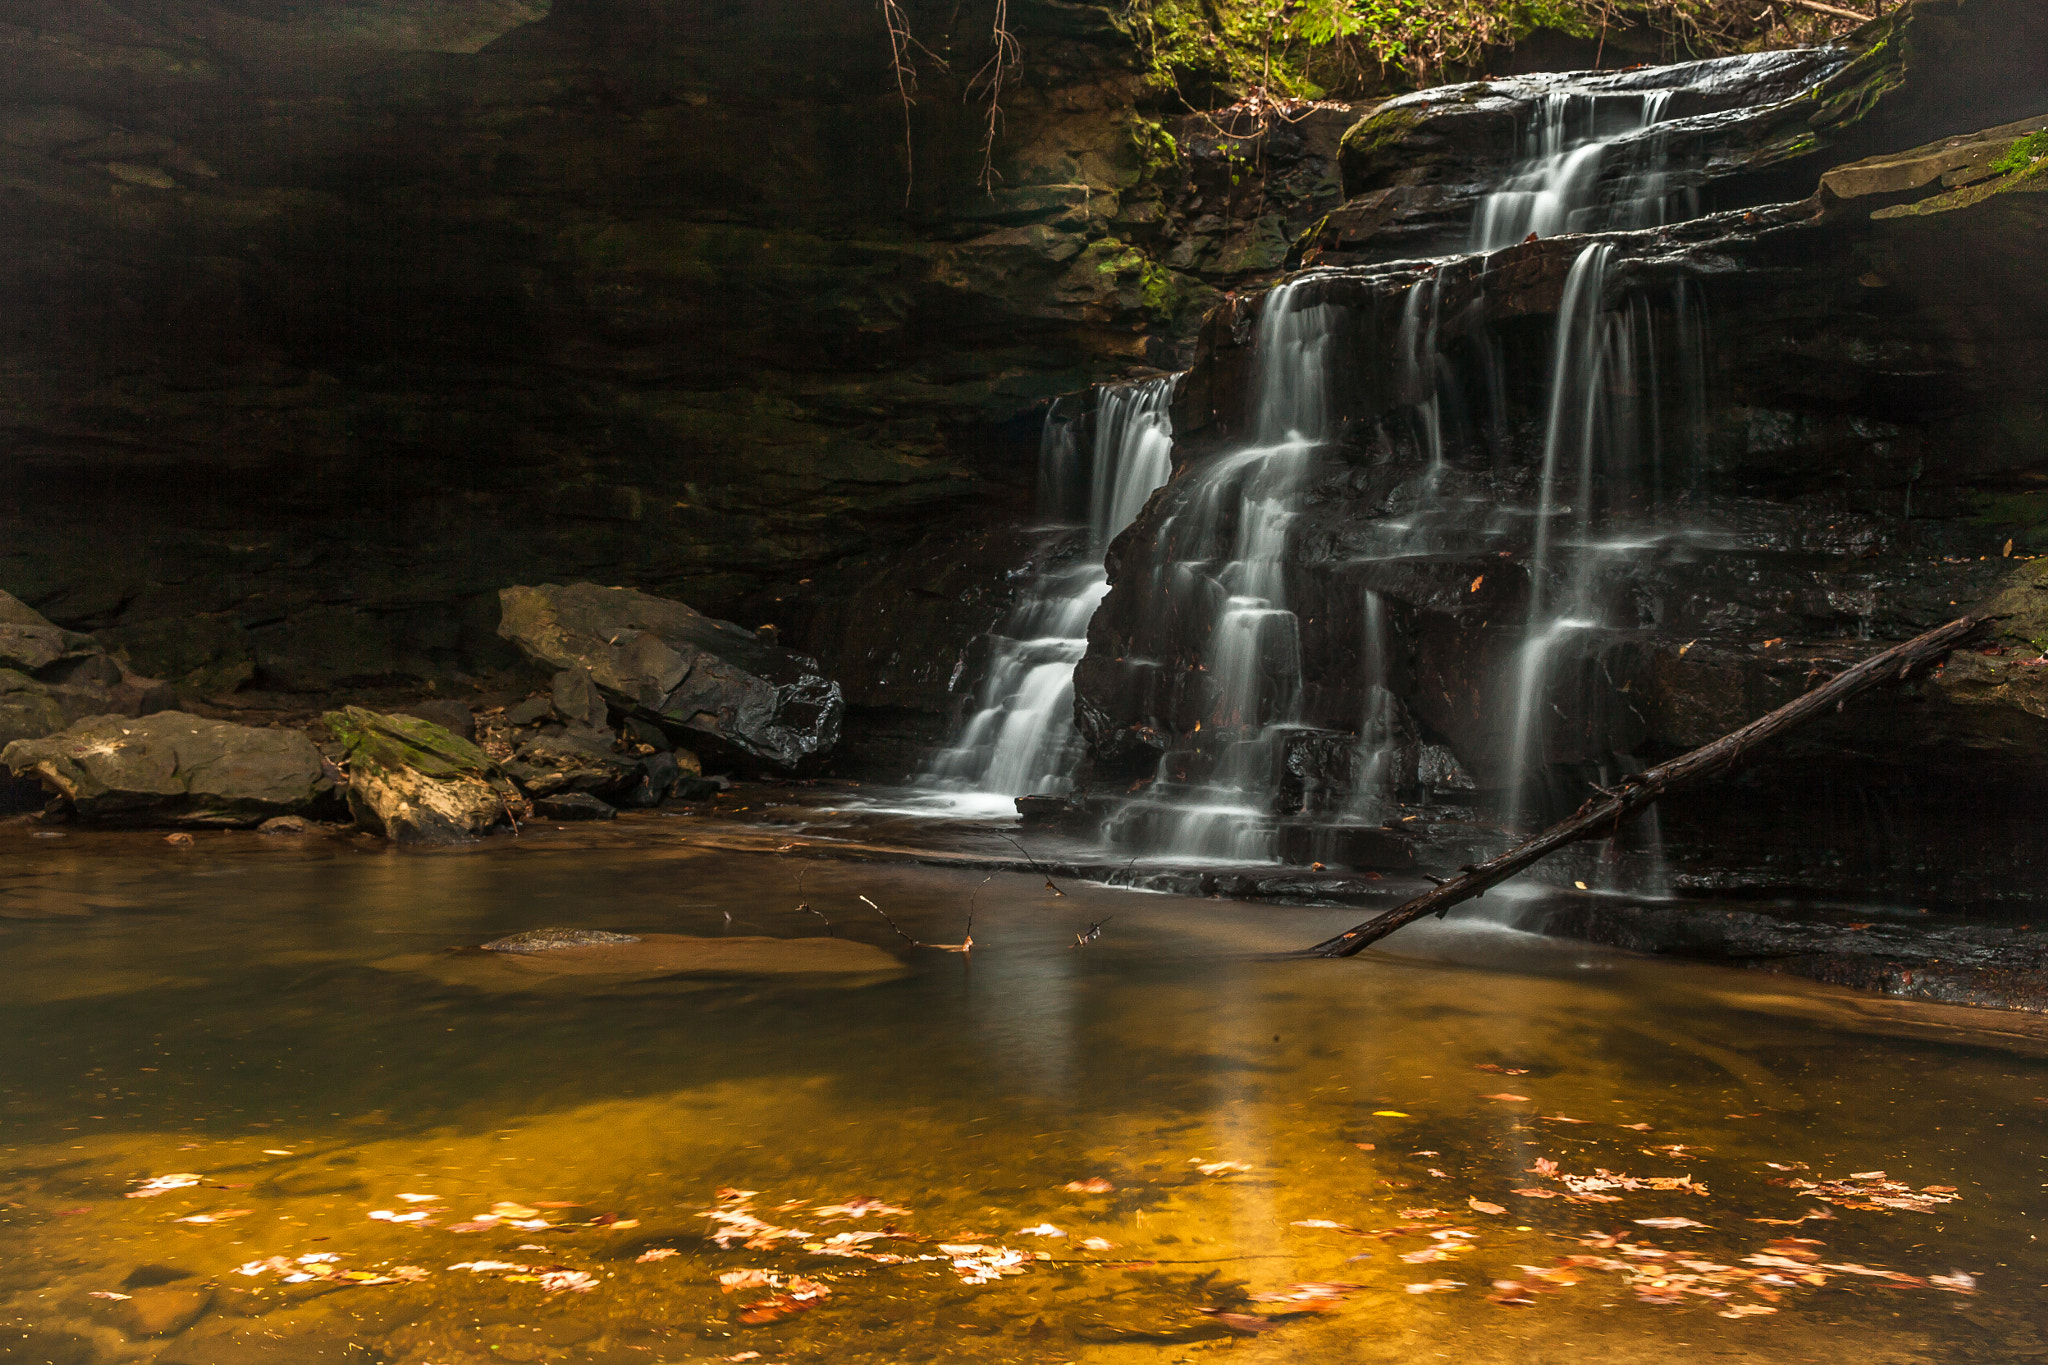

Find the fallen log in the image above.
[{"left": 1307, "top": 615, "right": 1982, "bottom": 958}]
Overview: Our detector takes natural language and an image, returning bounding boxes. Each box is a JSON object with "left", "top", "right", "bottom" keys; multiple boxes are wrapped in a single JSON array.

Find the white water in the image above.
[
  {"left": 921, "top": 377, "right": 1175, "bottom": 800},
  {"left": 1472, "top": 87, "right": 1680, "bottom": 250},
  {"left": 1104, "top": 282, "right": 1337, "bottom": 860}
]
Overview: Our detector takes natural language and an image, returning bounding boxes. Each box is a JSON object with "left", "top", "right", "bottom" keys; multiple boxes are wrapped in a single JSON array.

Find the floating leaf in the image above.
[
  {"left": 1468, "top": 1198, "right": 1506, "bottom": 1215},
  {"left": 1063, "top": 1178, "right": 1114, "bottom": 1194},
  {"left": 1480, "top": 1094, "right": 1530, "bottom": 1103}
]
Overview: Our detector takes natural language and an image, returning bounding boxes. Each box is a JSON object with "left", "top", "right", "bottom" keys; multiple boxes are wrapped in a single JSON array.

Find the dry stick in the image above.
[
  {"left": 1779, "top": 0, "right": 1875, "bottom": 21},
  {"left": 1308, "top": 616, "right": 1983, "bottom": 959}
]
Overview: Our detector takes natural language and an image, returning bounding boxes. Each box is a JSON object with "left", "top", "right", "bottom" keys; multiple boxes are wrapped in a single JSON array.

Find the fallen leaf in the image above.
[
  {"left": 1718, "top": 1304, "right": 1777, "bottom": 1318},
  {"left": 1353, "top": 1143, "right": 1377, "bottom": 1151},
  {"left": 1468, "top": 1198, "right": 1506, "bottom": 1216},
  {"left": 1016, "top": 1224, "right": 1064, "bottom": 1237},
  {"left": 636, "top": 1248, "right": 679, "bottom": 1262},
  {"left": 1634, "top": 1218, "right": 1709, "bottom": 1230},
  {"left": 1538, "top": 1116, "right": 1591, "bottom": 1125},
  {"left": 1405, "top": 1278, "right": 1465, "bottom": 1293},
  {"left": 1619, "top": 1123, "right": 1653, "bottom": 1132},
  {"left": 87, "top": 1291, "right": 132, "bottom": 1301},
  {"left": 1200, "top": 1310, "right": 1286, "bottom": 1334},
  {"left": 1475, "top": 1065, "right": 1530, "bottom": 1076},
  {"left": 1189, "top": 1159, "right": 1253, "bottom": 1176},
  {"left": 1080, "top": 1236, "right": 1117, "bottom": 1252},
  {"left": 1063, "top": 1178, "right": 1114, "bottom": 1194},
  {"left": 1480, "top": 1094, "right": 1530, "bottom": 1103},
  {"left": 1372, "top": 1111, "right": 1411, "bottom": 1118},
  {"left": 125, "top": 1174, "right": 202, "bottom": 1198},
  {"left": 490, "top": 1202, "right": 541, "bottom": 1219},
  {"left": 173, "top": 1209, "right": 251, "bottom": 1224},
  {"left": 1399, "top": 1208, "right": 1442, "bottom": 1219}
]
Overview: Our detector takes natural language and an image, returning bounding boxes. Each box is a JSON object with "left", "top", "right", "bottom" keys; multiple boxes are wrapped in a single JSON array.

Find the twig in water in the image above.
[
  {"left": 860, "top": 894, "right": 923, "bottom": 947},
  {"left": 793, "top": 867, "right": 833, "bottom": 936},
  {"left": 997, "top": 832, "right": 1066, "bottom": 896},
  {"left": 1074, "top": 916, "right": 1111, "bottom": 947},
  {"left": 929, "top": 875, "right": 991, "bottom": 953}
]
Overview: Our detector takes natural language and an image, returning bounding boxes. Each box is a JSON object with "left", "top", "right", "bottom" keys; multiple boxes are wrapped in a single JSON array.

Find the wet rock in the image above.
[
  {"left": 258, "top": 814, "right": 314, "bottom": 834},
  {"left": 503, "top": 729, "right": 637, "bottom": 797},
  {"left": 615, "top": 749, "right": 680, "bottom": 808},
  {"left": 482, "top": 927, "right": 640, "bottom": 953},
  {"left": 323, "top": 706, "right": 512, "bottom": 843},
  {"left": 1, "top": 712, "right": 330, "bottom": 826},
  {"left": 503, "top": 696, "right": 552, "bottom": 726},
  {"left": 534, "top": 791, "right": 617, "bottom": 821},
  {"left": 497, "top": 583, "right": 842, "bottom": 769}
]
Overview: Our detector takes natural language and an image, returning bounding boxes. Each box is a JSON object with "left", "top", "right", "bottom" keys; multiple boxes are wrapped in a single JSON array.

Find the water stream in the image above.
[{"left": 922, "top": 378, "right": 1176, "bottom": 803}]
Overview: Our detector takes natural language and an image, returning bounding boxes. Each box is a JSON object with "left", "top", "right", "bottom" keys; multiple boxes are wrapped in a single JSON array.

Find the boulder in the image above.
[
  {"left": 551, "top": 666, "right": 609, "bottom": 730},
  {"left": 534, "top": 790, "right": 617, "bottom": 820},
  {"left": 497, "top": 583, "right": 842, "bottom": 769},
  {"left": 503, "top": 729, "right": 638, "bottom": 796},
  {"left": 0, "top": 589, "right": 101, "bottom": 675},
  {"left": 1, "top": 712, "right": 330, "bottom": 826},
  {"left": 0, "top": 670, "right": 67, "bottom": 749},
  {"left": 323, "top": 706, "right": 513, "bottom": 843}
]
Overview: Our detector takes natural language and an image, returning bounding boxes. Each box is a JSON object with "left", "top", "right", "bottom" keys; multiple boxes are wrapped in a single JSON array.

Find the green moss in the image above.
[
  {"left": 1991, "top": 130, "right": 2048, "bottom": 177},
  {"left": 324, "top": 706, "right": 496, "bottom": 781},
  {"left": 1340, "top": 105, "right": 1420, "bottom": 162}
]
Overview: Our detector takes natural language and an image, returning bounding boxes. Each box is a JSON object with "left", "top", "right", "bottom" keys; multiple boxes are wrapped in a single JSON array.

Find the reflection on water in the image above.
[{"left": 0, "top": 820, "right": 2044, "bottom": 1364}]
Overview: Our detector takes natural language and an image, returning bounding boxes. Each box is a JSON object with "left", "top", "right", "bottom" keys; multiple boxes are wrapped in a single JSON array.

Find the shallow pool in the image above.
[{"left": 1, "top": 817, "right": 2043, "bottom": 1364}]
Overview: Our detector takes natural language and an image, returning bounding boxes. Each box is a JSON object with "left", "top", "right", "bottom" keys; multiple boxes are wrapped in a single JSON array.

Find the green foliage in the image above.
[
  {"left": 1992, "top": 130, "right": 2048, "bottom": 178},
  {"left": 1120, "top": 0, "right": 1860, "bottom": 99}
]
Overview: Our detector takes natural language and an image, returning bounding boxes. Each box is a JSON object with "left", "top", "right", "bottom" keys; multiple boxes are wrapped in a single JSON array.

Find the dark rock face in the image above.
[
  {"left": 0, "top": 0, "right": 1257, "bottom": 701},
  {"left": 498, "top": 582, "right": 843, "bottom": 769},
  {"left": 2, "top": 712, "right": 330, "bottom": 826}
]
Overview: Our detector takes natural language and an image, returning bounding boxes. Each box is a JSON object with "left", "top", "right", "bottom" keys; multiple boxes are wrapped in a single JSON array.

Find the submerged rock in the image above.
[
  {"left": 497, "top": 583, "right": 842, "bottom": 769},
  {"left": 323, "top": 706, "right": 514, "bottom": 844},
  {"left": 482, "top": 927, "right": 641, "bottom": 953},
  {"left": 1, "top": 711, "right": 329, "bottom": 826},
  {"left": 381, "top": 931, "right": 907, "bottom": 992}
]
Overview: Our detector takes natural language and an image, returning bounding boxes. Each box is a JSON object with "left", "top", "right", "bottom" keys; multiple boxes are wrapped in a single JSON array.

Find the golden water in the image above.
[{"left": 1, "top": 817, "right": 2043, "bottom": 1364}]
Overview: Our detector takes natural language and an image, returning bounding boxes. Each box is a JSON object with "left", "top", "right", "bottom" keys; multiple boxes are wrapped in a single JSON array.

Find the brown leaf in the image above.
[
  {"left": 1468, "top": 1198, "right": 1506, "bottom": 1215},
  {"left": 1200, "top": 1310, "right": 1286, "bottom": 1334},
  {"left": 1062, "top": 1178, "right": 1114, "bottom": 1194},
  {"left": 1480, "top": 1094, "right": 1530, "bottom": 1103}
]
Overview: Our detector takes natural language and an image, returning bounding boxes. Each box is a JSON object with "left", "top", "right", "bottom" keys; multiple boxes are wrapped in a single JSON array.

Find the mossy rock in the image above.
[
  {"left": 323, "top": 705, "right": 495, "bottom": 781},
  {"left": 323, "top": 705, "right": 510, "bottom": 843}
]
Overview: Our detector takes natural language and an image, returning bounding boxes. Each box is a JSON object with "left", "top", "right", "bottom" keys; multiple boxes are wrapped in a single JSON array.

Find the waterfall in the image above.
[
  {"left": 1473, "top": 88, "right": 1680, "bottom": 250},
  {"left": 1104, "top": 282, "right": 1338, "bottom": 859},
  {"left": 922, "top": 377, "right": 1175, "bottom": 799}
]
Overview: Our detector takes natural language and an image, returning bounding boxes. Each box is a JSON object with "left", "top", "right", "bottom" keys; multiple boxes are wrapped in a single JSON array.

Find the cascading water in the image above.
[
  {"left": 1104, "top": 282, "right": 1338, "bottom": 859},
  {"left": 922, "top": 377, "right": 1175, "bottom": 800},
  {"left": 1049, "top": 49, "right": 1836, "bottom": 884},
  {"left": 1473, "top": 89, "right": 1681, "bottom": 250}
]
